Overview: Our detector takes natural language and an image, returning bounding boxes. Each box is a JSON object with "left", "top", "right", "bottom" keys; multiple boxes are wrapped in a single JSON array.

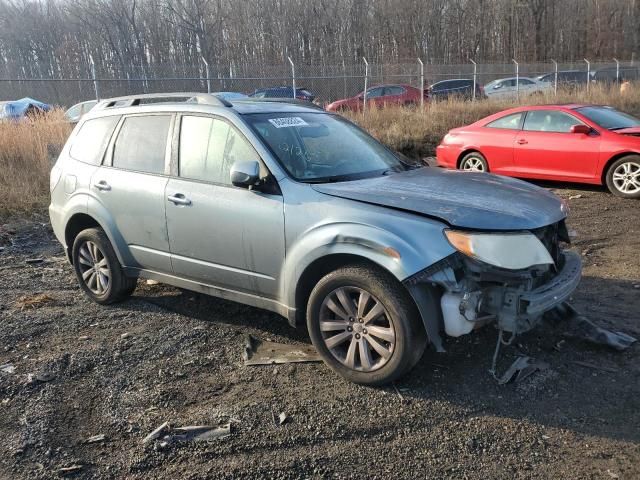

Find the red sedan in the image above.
[
  {"left": 436, "top": 104, "right": 640, "bottom": 198},
  {"left": 326, "top": 84, "right": 426, "bottom": 112}
]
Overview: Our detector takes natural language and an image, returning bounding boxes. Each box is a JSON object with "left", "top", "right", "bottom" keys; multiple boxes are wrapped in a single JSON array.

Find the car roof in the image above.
[{"left": 83, "top": 92, "right": 324, "bottom": 121}]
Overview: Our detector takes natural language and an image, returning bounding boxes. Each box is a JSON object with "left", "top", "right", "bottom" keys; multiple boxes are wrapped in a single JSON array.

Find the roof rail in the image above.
[
  {"left": 235, "top": 98, "right": 325, "bottom": 110},
  {"left": 94, "top": 92, "right": 232, "bottom": 110}
]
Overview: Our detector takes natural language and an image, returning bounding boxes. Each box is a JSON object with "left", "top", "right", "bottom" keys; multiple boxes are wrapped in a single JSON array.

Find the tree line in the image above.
[{"left": 0, "top": 0, "right": 638, "bottom": 80}]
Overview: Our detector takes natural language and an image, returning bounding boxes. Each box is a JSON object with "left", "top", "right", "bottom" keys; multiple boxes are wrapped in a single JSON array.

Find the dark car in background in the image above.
[
  {"left": 536, "top": 70, "right": 591, "bottom": 87},
  {"left": 428, "top": 79, "right": 484, "bottom": 100},
  {"left": 326, "top": 84, "right": 427, "bottom": 112},
  {"left": 592, "top": 66, "right": 640, "bottom": 84},
  {"left": 249, "top": 86, "right": 315, "bottom": 102}
]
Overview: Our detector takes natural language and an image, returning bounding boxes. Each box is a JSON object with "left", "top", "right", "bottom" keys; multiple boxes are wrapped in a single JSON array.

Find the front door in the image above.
[
  {"left": 92, "top": 113, "right": 173, "bottom": 272},
  {"left": 165, "top": 114, "right": 285, "bottom": 297},
  {"left": 513, "top": 110, "right": 601, "bottom": 180}
]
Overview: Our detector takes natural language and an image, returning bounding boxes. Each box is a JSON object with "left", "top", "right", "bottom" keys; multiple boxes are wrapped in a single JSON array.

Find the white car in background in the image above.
[{"left": 484, "top": 77, "right": 552, "bottom": 99}]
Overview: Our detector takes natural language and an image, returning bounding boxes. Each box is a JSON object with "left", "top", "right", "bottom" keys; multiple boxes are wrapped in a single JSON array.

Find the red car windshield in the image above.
[{"left": 576, "top": 106, "right": 640, "bottom": 130}]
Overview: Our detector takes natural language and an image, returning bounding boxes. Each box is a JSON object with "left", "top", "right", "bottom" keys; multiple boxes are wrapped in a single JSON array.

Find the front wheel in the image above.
[
  {"left": 459, "top": 151, "right": 489, "bottom": 172},
  {"left": 605, "top": 156, "right": 640, "bottom": 198},
  {"left": 306, "top": 264, "right": 426, "bottom": 386}
]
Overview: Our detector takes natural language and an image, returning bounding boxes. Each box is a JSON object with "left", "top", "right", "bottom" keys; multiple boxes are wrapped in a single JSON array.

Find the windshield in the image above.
[
  {"left": 244, "top": 112, "right": 406, "bottom": 182},
  {"left": 576, "top": 106, "right": 640, "bottom": 130}
]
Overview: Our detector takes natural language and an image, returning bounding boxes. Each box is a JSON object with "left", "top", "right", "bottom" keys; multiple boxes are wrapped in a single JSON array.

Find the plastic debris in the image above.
[
  {"left": 497, "top": 356, "right": 549, "bottom": 385},
  {"left": 243, "top": 335, "right": 322, "bottom": 365},
  {"left": 278, "top": 413, "right": 288, "bottom": 425},
  {"left": 549, "top": 303, "right": 637, "bottom": 351}
]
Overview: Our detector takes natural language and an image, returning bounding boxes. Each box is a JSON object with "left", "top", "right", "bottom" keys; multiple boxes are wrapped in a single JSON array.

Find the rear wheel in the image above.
[
  {"left": 459, "top": 151, "right": 489, "bottom": 172},
  {"left": 72, "top": 228, "right": 137, "bottom": 304},
  {"left": 605, "top": 155, "right": 640, "bottom": 198},
  {"left": 306, "top": 264, "right": 426, "bottom": 386}
]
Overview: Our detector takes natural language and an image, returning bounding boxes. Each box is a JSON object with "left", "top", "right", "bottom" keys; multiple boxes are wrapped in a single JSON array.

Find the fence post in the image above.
[
  {"left": 288, "top": 56, "right": 296, "bottom": 99},
  {"left": 470, "top": 59, "right": 477, "bottom": 101},
  {"left": 512, "top": 58, "right": 519, "bottom": 101},
  {"left": 418, "top": 57, "right": 424, "bottom": 109},
  {"left": 89, "top": 55, "right": 100, "bottom": 100},
  {"left": 613, "top": 58, "right": 620, "bottom": 85},
  {"left": 362, "top": 57, "right": 369, "bottom": 116},
  {"left": 584, "top": 58, "right": 590, "bottom": 92},
  {"left": 202, "top": 56, "right": 211, "bottom": 93},
  {"left": 551, "top": 59, "right": 558, "bottom": 96}
]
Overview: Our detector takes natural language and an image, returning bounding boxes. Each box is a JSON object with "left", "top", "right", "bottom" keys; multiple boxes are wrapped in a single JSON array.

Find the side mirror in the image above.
[
  {"left": 230, "top": 160, "right": 260, "bottom": 188},
  {"left": 493, "top": 84, "right": 501, "bottom": 90},
  {"left": 570, "top": 124, "right": 591, "bottom": 135}
]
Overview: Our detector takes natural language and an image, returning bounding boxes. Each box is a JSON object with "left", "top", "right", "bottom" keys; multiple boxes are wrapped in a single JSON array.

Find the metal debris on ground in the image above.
[
  {"left": 85, "top": 434, "right": 106, "bottom": 444},
  {"left": 143, "top": 422, "right": 231, "bottom": 445},
  {"left": 278, "top": 413, "right": 288, "bottom": 425},
  {"left": 0, "top": 363, "right": 15, "bottom": 374},
  {"left": 142, "top": 421, "right": 169, "bottom": 444},
  {"left": 25, "top": 258, "right": 44, "bottom": 264},
  {"left": 496, "top": 356, "right": 549, "bottom": 385},
  {"left": 27, "top": 371, "right": 55, "bottom": 383},
  {"left": 58, "top": 464, "right": 83, "bottom": 475},
  {"left": 549, "top": 303, "right": 637, "bottom": 351},
  {"left": 242, "top": 335, "right": 322, "bottom": 365}
]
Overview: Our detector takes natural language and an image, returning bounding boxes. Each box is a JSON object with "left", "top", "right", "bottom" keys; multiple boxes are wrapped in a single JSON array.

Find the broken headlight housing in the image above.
[{"left": 444, "top": 229, "right": 554, "bottom": 270}]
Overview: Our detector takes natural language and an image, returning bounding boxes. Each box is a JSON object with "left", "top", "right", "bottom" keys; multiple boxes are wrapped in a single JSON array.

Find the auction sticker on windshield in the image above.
[{"left": 268, "top": 117, "right": 309, "bottom": 128}]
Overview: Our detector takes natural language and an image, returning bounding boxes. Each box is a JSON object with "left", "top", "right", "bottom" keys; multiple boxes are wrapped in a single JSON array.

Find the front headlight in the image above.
[{"left": 444, "top": 230, "right": 554, "bottom": 270}]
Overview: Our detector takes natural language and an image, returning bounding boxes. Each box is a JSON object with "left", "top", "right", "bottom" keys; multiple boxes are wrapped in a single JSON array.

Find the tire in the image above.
[
  {"left": 306, "top": 264, "right": 427, "bottom": 386},
  {"left": 459, "top": 151, "right": 489, "bottom": 172},
  {"left": 72, "top": 228, "right": 137, "bottom": 304},
  {"left": 605, "top": 155, "right": 640, "bottom": 199}
]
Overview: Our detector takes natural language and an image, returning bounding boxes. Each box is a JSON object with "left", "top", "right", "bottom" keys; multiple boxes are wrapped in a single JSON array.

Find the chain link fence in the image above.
[{"left": 0, "top": 58, "right": 637, "bottom": 110}]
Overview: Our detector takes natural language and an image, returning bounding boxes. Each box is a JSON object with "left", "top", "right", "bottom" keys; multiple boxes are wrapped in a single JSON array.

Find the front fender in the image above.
[{"left": 281, "top": 220, "right": 455, "bottom": 308}]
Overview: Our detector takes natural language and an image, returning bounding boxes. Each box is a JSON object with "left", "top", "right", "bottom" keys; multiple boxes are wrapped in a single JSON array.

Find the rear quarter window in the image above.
[
  {"left": 69, "top": 115, "right": 121, "bottom": 165},
  {"left": 485, "top": 112, "right": 523, "bottom": 130}
]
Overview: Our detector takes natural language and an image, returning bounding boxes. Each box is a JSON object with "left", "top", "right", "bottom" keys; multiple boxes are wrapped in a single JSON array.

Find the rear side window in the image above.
[
  {"left": 523, "top": 110, "right": 582, "bottom": 133},
  {"left": 179, "top": 115, "right": 260, "bottom": 185},
  {"left": 486, "top": 112, "right": 523, "bottom": 130},
  {"left": 112, "top": 115, "right": 171, "bottom": 174},
  {"left": 70, "top": 116, "right": 120, "bottom": 165},
  {"left": 384, "top": 86, "right": 405, "bottom": 95}
]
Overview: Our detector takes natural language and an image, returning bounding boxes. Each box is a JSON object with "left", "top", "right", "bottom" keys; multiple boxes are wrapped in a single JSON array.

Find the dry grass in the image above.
[
  {"left": 345, "top": 84, "right": 640, "bottom": 159},
  {"left": 0, "top": 109, "right": 71, "bottom": 218}
]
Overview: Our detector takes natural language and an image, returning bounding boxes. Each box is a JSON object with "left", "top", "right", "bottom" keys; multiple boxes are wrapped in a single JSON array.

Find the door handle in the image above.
[
  {"left": 517, "top": 139, "right": 528, "bottom": 145},
  {"left": 94, "top": 180, "right": 111, "bottom": 191},
  {"left": 167, "top": 193, "right": 192, "bottom": 206}
]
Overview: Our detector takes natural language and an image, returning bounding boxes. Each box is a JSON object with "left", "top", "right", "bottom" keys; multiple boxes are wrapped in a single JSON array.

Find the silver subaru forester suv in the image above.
[{"left": 50, "top": 93, "right": 581, "bottom": 385}]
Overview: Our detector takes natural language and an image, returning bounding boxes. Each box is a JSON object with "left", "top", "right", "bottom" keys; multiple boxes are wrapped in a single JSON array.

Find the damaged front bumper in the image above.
[{"left": 405, "top": 249, "right": 582, "bottom": 351}]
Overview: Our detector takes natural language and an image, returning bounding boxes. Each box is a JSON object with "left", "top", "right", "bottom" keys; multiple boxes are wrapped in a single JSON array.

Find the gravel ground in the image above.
[{"left": 0, "top": 185, "right": 638, "bottom": 479}]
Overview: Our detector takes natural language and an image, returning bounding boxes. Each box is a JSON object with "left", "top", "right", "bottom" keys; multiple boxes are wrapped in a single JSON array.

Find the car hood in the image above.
[
  {"left": 615, "top": 126, "right": 640, "bottom": 136},
  {"left": 311, "top": 168, "right": 566, "bottom": 231}
]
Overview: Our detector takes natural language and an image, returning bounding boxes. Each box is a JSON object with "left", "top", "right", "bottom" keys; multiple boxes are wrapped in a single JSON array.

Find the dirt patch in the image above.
[{"left": 0, "top": 187, "right": 638, "bottom": 479}]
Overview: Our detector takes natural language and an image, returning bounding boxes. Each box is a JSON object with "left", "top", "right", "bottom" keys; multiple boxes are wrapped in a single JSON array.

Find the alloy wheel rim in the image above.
[
  {"left": 77, "top": 241, "right": 110, "bottom": 295},
  {"left": 319, "top": 287, "right": 395, "bottom": 372},
  {"left": 461, "top": 157, "right": 485, "bottom": 171},
  {"left": 612, "top": 161, "right": 640, "bottom": 194}
]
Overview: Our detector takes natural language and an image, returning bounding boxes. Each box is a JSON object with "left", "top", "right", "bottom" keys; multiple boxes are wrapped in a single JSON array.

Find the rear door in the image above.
[
  {"left": 513, "top": 109, "right": 601, "bottom": 179},
  {"left": 164, "top": 114, "right": 285, "bottom": 297},
  {"left": 92, "top": 113, "right": 173, "bottom": 271}
]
